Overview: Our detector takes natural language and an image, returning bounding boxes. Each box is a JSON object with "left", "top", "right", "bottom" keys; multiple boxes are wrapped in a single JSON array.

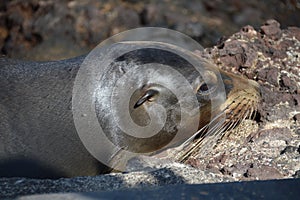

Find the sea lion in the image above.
[
  {"left": 0, "top": 56, "right": 102, "bottom": 178},
  {"left": 0, "top": 41, "right": 260, "bottom": 179}
]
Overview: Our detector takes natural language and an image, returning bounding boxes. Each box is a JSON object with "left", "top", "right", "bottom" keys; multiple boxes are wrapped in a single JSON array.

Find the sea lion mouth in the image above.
[{"left": 219, "top": 71, "right": 261, "bottom": 129}]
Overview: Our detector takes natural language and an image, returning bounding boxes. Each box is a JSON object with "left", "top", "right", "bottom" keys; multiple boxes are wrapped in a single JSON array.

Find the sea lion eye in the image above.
[
  {"left": 197, "top": 82, "right": 216, "bottom": 95},
  {"left": 134, "top": 89, "right": 158, "bottom": 109},
  {"left": 199, "top": 83, "right": 209, "bottom": 92}
]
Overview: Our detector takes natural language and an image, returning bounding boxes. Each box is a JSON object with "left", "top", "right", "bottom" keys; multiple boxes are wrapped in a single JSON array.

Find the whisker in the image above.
[
  {"left": 172, "top": 87, "right": 261, "bottom": 163},
  {"left": 177, "top": 114, "right": 226, "bottom": 162}
]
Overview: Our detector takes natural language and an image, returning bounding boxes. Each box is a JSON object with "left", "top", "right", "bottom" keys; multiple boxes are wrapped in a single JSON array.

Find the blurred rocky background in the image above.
[{"left": 0, "top": 0, "right": 299, "bottom": 61}]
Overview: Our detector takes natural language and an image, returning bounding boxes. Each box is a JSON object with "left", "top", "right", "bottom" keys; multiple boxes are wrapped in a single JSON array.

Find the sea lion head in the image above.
[
  {"left": 94, "top": 41, "right": 260, "bottom": 150},
  {"left": 74, "top": 40, "right": 261, "bottom": 170},
  {"left": 94, "top": 42, "right": 209, "bottom": 154}
]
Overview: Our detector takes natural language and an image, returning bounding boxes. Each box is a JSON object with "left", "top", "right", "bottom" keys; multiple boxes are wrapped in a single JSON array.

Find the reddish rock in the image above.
[
  {"left": 266, "top": 68, "right": 279, "bottom": 87},
  {"left": 287, "top": 27, "right": 300, "bottom": 41},
  {"left": 293, "top": 114, "right": 300, "bottom": 121},
  {"left": 278, "top": 39, "right": 295, "bottom": 52},
  {"left": 240, "top": 25, "right": 257, "bottom": 39},
  {"left": 245, "top": 165, "right": 284, "bottom": 180},
  {"left": 280, "top": 75, "right": 297, "bottom": 93},
  {"left": 218, "top": 40, "right": 246, "bottom": 70},
  {"left": 260, "top": 19, "right": 282, "bottom": 40},
  {"left": 293, "top": 95, "right": 300, "bottom": 106},
  {"left": 221, "top": 164, "right": 250, "bottom": 177},
  {"left": 280, "top": 75, "right": 292, "bottom": 88},
  {"left": 248, "top": 128, "right": 292, "bottom": 143},
  {"left": 186, "top": 157, "right": 201, "bottom": 168},
  {"left": 257, "top": 68, "right": 268, "bottom": 81},
  {"left": 271, "top": 49, "right": 286, "bottom": 59}
]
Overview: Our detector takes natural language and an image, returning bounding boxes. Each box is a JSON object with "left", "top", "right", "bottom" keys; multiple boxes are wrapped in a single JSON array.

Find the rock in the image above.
[
  {"left": 280, "top": 75, "right": 297, "bottom": 92},
  {"left": 175, "top": 22, "right": 204, "bottom": 38},
  {"left": 0, "top": 163, "right": 234, "bottom": 199},
  {"left": 293, "top": 114, "right": 300, "bottom": 121},
  {"left": 293, "top": 170, "right": 300, "bottom": 178},
  {"left": 248, "top": 128, "right": 292, "bottom": 147},
  {"left": 280, "top": 146, "right": 298, "bottom": 155},
  {"left": 245, "top": 165, "right": 284, "bottom": 180},
  {"left": 293, "top": 95, "right": 300, "bottom": 106},
  {"left": 260, "top": 19, "right": 282, "bottom": 40},
  {"left": 240, "top": 25, "right": 258, "bottom": 39},
  {"left": 288, "top": 27, "right": 300, "bottom": 41},
  {"left": 266, "top": 68, "right": 279, "bottom": 87}
]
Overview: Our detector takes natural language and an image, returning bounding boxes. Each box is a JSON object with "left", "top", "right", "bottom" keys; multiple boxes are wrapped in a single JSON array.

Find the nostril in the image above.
[
  {"left": 199, "top": 83, "right": 209, "bottom": 92},
  {"left": 249, "top": 79, "right": 260, "bottom": 89},
  {"left": 248, "top": 79, "right": 262, "bottom": 97}
]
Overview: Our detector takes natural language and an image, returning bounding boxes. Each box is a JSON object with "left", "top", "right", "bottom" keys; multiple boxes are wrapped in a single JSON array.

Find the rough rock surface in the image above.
[
  {"left": 192, "top": 19, "right": 300, "bottom": 181},
  {"left": 0, "top": 163, "right": 234, "bottom": 199}
]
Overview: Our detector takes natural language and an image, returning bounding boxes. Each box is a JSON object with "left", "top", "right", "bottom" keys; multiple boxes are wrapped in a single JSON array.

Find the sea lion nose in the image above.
[{"left": 248, "top": 79, "right": 262, "bottom": 96}]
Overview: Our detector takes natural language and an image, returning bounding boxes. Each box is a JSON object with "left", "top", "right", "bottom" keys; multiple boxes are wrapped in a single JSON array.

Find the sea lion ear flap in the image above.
[{"left": 134, "top": 89, "right": 159, "bottom": 109}]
